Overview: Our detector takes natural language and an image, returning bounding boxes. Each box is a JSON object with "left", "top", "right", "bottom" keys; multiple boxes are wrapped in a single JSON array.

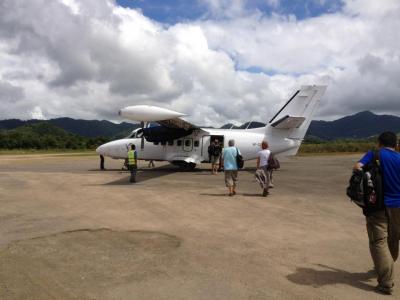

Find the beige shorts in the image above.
[
  {"left": 225, "top": 170, "right": 238, "bottom": 187},
  {"left": 211, "top": 155, "right": 221, "bottom": 164}
]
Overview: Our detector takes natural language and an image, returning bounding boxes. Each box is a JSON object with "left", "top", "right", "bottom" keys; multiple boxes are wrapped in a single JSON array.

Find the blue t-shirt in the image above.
[
  {"left": 223, "top": 147, "right": 241, "bottom": 170},
  {"left": 359, "top": 148, "right": 400, "bottom": 208}
]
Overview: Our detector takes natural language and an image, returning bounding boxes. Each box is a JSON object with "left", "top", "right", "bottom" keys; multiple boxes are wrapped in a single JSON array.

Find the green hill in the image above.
[
  {"left": 0, "top": 123, "right": 109, "bottom": 150},
  {"left": 0, "top": 118, "right": 137, "bottom": 138}
]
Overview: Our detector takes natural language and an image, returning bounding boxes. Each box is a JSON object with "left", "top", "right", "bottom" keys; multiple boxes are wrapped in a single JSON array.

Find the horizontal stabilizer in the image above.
[{"left": 271, "top": 115, "right": 305, "bottom": 129}]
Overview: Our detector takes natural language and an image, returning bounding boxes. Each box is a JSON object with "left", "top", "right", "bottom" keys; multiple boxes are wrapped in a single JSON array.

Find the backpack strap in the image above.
[
  {"left": 373, "top": 149, "right": 385, "bottom": 210},
  {"left": 373, "top": 150, "right": 380, "bottom": 167}
]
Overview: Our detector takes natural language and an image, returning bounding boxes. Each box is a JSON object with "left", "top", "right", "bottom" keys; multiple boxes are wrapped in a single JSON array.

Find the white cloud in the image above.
[
  {"left": 0, "top": 0, "right": 399, "bottom": 127},
  {"left": 30, "top": 106, "right": 45, "bottom": 120}
]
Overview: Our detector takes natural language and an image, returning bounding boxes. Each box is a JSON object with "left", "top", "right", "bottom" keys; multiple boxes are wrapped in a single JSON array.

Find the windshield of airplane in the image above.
[{"left": 127, "top": 128, "right": 143, "bottom": 138}]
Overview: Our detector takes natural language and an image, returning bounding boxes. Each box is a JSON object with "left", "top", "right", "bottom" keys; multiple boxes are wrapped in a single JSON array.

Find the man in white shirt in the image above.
[{"left": 256, "top": 141, "right": 271, "bottom": 197}]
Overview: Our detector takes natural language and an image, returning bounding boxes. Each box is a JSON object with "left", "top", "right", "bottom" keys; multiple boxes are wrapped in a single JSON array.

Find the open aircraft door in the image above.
[
  {"left": 201, "top": 135, "right": 211, "bottom": 158},
  {"left": 201, "top": 135, "right": 224, "bottom": 159}
]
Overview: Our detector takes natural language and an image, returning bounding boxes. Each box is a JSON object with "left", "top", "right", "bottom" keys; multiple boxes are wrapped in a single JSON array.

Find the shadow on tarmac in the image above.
[
  {"left": 99, "top": 165, "right": 208, "bottom": 185},
  {"left": 103, "top": 170, "right": 174, "bottom": 185},
  {"left": 287, "top": 264, "right": 376, "bottom": 292},
  {"left": 200, "top": 193, "right": 263, "bottom": 197}
]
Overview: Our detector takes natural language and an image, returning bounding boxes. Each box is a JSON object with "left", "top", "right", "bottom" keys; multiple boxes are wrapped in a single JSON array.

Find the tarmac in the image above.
[{"left": 0, "top": 153, "right": 397, "bottom": 300}]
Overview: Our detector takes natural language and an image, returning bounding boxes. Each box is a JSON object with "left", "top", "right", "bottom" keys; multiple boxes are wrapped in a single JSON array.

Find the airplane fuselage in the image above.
[
  {"left": 96, "top": 127, "right": 301, "bottom": 165},
  {"left": 96, "top": 85, "right": 327, "bottom": 168}
]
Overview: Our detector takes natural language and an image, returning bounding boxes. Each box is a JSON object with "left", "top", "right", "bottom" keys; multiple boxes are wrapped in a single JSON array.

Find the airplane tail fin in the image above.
[{"left": 265, "top": 85, "right": 327, "bottom": 155}]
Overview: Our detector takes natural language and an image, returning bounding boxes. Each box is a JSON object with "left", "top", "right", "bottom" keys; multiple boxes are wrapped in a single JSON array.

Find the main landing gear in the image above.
[{"left": 171, "top": 161, "right": 196, "bottom": 171}]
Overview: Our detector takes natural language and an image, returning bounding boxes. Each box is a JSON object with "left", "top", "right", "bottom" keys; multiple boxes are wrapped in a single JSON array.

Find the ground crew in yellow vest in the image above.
[{"left": 127, "top": 144, "right": 138, "bottom": 183}]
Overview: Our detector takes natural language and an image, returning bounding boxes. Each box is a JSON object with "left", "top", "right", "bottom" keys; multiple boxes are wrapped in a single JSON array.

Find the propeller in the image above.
[{"left": 140, "top": 121, "right": 145, "bottom": 150}]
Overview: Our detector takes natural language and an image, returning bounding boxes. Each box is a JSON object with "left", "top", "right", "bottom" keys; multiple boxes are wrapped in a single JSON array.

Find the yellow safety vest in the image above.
[{"left": 127, "top": 150, "right": 136, "bottom": 166}]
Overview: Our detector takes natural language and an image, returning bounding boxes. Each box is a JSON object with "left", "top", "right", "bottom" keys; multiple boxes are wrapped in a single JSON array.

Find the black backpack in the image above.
[
  {"left": 267, "top": 153, "right": 280, "bottom": 170},
  {"left": 346, "top": 150, "right": 384, "bottom": 216},
  {"left": 213, "top": 145, "right": 222, "bottom": 156},
  {"left": 236, "top": 148, "right": 244, "bottom": 169}
]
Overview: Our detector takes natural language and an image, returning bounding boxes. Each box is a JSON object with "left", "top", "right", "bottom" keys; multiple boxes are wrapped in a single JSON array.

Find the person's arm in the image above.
[
  {"left": 256, "top": 157, "right": 260, "bottom": 168},
  {"left": 354, "top": 151, "right": 373, "bottom": 171},
  {"left": 135, "top": 151, "right": 138, "bottom": 166}
]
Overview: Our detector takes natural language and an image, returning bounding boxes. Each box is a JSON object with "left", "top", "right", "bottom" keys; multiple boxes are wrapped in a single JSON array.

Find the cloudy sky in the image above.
[{"left": 0, "top": 0, "right": 399, "bottom": 126}]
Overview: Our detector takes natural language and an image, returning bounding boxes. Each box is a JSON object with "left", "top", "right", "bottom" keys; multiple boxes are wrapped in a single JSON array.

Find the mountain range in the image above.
[
  {"left": 1, "top": 111, "right": 399, "bottom": 140},
  {"left": 0, "top": 118, "right": 138, "bottom": 139},
  {"left": 307, "top": 111, "right": 400, "bottom": 139}
]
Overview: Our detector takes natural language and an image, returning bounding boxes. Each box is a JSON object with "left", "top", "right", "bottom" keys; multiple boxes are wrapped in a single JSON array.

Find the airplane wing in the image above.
[
  {"left": 157, "top": 117, "right": 197, "bottom": 131},
  {"left": 119, "top": 105, "right": 205, "bottom": 142},
  {"left": 119, "top": 105, "right": 198, "bottom": 129}
]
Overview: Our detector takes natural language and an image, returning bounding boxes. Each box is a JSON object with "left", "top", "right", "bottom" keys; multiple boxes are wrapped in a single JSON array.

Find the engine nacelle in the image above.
[{"left": 119, "top": 105, "right": 186, "bottom": 122}]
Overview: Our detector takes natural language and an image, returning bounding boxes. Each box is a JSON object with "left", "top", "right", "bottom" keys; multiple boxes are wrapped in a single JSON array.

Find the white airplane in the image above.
[{"left": 96, "top": 85, "right": 327, "bottom": 170}]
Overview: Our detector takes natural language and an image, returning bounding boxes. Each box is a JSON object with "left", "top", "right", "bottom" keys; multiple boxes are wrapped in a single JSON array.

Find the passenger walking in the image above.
[
  {"left": 148, "top": 160, "right": 155, "bottom": 168},
  {"left": 208, "top": 139, "right": 222, "bottom": 175},
  {"left": 222, "top": 139, "right": 240, "bottom": 196},
  {"left": 354, "top": 132, "right": 400, "bottom": 295},
  {"left": 256, "top": 141, "right": 271, "bottom": 197},
  {"left": 127, "top": 144, "right": 138, "bottom": 183}
]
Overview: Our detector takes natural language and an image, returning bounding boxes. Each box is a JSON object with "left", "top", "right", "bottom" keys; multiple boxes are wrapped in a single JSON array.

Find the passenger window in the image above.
[
  {"left": 185, "top": 140, "right": 191, "bottom": 147},
  {"left": 168, "top": 140, "right": 174, "bottom": 146},
  {"left": 177, "top": 140, "right": 182, "bottom": 146},
  {"left": 161, "top": 141, "right": 166, "bottom": 146},
  {"left": 194, "top": 140, "right": 199, "bottom": 147}
]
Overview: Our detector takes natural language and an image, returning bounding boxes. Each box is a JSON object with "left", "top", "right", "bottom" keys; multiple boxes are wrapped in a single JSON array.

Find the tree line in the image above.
[
  {"left": 0, "top": 123, "right": 110, "bottom": 150},
  {"left": 1, "top": 122, "right": 395, "bottom": 153},
  {"left": 298, "top": 135, "right": 377, "bottom": 153}
]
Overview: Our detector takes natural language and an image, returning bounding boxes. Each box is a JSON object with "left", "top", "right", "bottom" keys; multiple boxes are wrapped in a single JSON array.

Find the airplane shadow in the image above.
[
  {"left": 286, "top": 264, "right": 376, "bottom": 292},
  {"left": 103, "top": 169, "right": 176, "bottom": 185},
  {"left": 85, "top": 164, "right": 184, "bottom": 186},
  {"left": 88, "top": 168, "right": 129, "bottom": 172}
]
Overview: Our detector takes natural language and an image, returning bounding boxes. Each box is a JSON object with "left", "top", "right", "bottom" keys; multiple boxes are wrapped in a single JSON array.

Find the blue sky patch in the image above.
[{"left": 116, "top": 0, "right": 344, "bottom": 23}]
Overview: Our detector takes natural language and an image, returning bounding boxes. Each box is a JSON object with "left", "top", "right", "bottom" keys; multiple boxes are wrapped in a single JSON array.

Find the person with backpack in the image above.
[
  {"left": 221, "top": 139, "right": 242, "bottom": 196},
  {"left": 256, "top": 141, "right": 271, "bottom": 197},
  {"left": 353, "top": 131, "right": 400, "bottom": 295},
  {"left": 208, "top": 139, "right": 222, "bottom": 175},
  {"left": 267, "top": 152, "right": 280, "bottom": 188},
  {"left": 127, "top": 144, "right": 138, "bottom": 183}
]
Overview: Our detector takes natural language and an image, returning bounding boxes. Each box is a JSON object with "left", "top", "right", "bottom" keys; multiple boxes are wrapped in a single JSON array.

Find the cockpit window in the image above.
[{"left": 127, "top": 128, "right": 143, "bottom": 139}]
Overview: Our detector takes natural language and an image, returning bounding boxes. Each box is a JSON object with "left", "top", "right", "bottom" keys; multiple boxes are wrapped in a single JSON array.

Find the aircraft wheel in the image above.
[
  {"left": 172, "top": 161, "right": 196, "bottom": 171},
  {"left": 187, "top": 163, "right": 196, "bottom": 171}
]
